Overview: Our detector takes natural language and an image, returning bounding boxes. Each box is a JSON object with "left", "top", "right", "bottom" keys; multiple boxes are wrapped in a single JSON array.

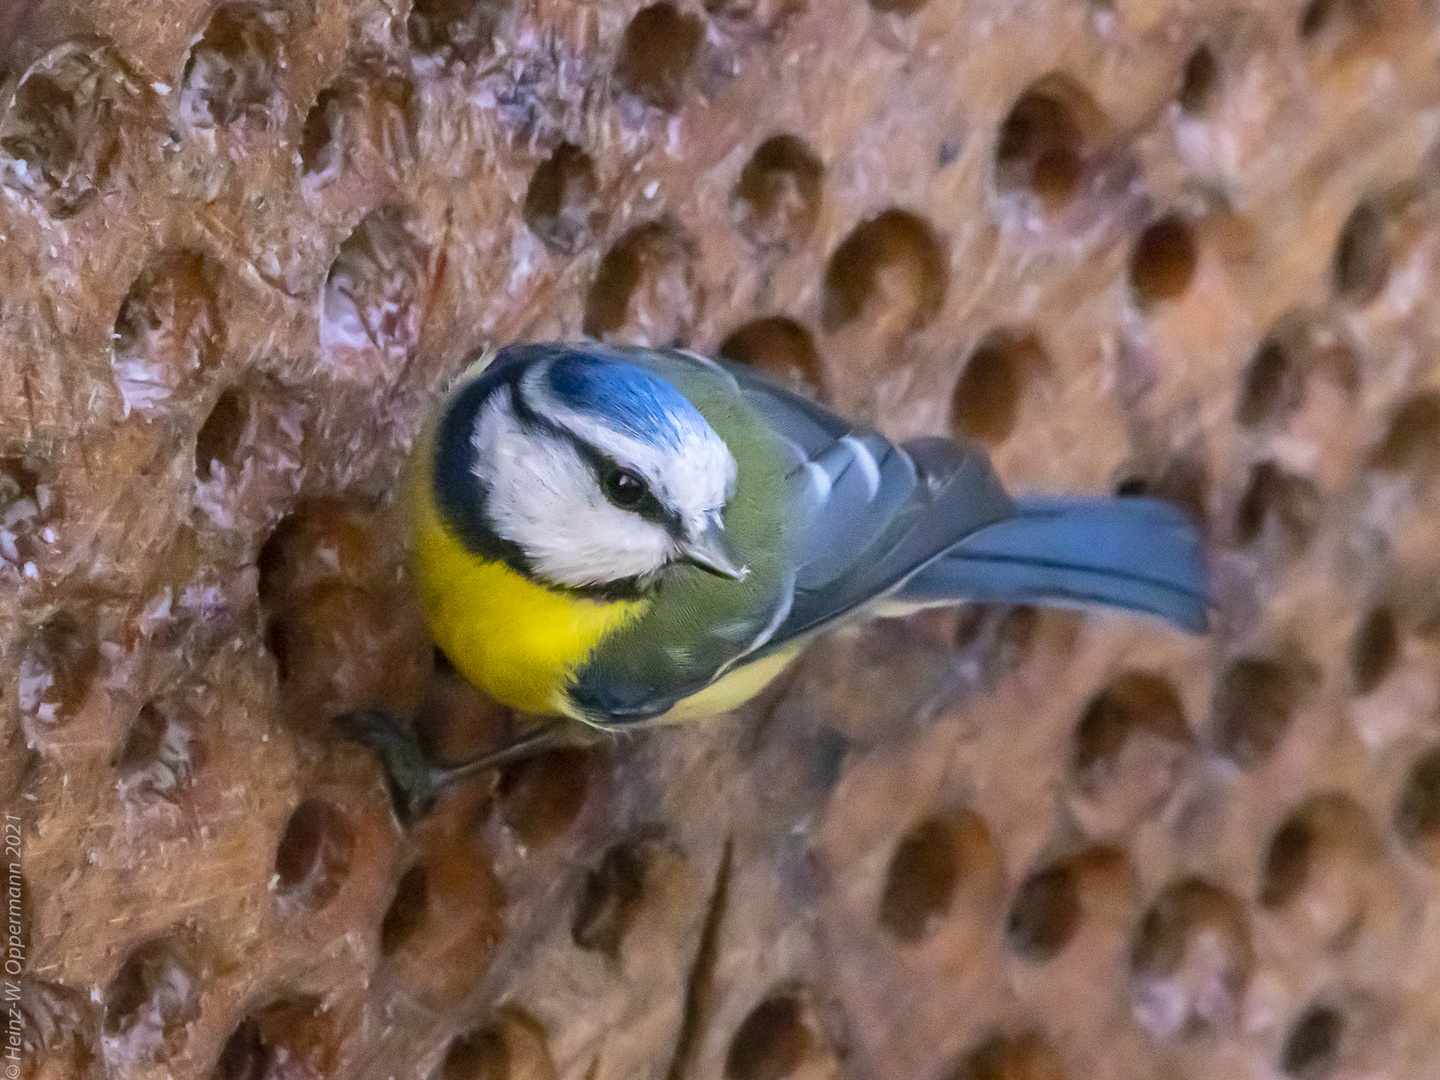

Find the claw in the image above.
[{"left": 333, "top": 708, "right": 442, "bottom": 822}]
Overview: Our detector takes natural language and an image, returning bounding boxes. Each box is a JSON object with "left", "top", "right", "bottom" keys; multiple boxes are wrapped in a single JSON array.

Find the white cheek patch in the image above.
[{"left": 472, "top": 392, "right": 677, "bottom": 587}]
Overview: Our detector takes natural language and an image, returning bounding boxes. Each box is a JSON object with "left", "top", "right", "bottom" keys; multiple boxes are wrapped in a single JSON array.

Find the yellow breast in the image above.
[{"left": 405, "top": 426, "right": 646, "bottom": 719}]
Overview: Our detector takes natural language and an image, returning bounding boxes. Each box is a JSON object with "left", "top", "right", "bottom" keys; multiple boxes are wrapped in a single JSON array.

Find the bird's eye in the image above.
[{"left": 601, "top": 465, "right": 649, "bottom": 509}]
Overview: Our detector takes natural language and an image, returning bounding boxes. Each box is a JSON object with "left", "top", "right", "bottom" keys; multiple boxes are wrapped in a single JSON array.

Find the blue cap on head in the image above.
[{"left": 543, "top": 347, "right": 709, "bottom": 451}]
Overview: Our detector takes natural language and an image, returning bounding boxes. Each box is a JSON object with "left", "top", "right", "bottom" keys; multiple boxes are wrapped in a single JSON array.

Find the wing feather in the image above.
[{"left": 723, "top": 375, "right": 1015, "bottom": 661}]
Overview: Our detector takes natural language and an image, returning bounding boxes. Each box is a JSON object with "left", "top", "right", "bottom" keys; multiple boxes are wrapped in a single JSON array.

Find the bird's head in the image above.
[{"left": 465, "top": 348, "right": 745, "bottom": 592}]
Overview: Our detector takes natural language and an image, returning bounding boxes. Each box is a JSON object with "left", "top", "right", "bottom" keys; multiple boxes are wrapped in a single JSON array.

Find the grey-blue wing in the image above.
[
  {"left": 723, "top": 375, "right": 1016, "bottom": 662},
  {"left": 759, "top": 437, "right": 1015, "bottom": 651}
]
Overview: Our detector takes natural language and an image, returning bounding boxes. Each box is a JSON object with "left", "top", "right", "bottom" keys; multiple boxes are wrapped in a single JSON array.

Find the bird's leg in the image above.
[{"left": 334, "top": 708, "right": 568, "bottom": 822}]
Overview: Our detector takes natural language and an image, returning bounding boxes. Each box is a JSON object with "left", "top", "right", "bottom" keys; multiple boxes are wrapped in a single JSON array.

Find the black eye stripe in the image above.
[{"left": 509, "top": 392, "right": 683, "bottom": 530}]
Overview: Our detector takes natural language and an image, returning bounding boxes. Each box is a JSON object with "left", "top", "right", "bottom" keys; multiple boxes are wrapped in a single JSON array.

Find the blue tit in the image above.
[{"left": 346, "top": 340, "right": 1208, "bottom": 815}]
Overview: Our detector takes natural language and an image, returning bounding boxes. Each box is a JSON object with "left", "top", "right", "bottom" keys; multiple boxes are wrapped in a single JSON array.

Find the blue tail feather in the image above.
[{"left": 898, "top": 496, "right": 1209, "bottom": 632}]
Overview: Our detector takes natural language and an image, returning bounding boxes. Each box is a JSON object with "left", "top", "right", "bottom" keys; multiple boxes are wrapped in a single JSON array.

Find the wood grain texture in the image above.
[{"left": 4, "top": 0, "right": 1440, "bottom": 1077}]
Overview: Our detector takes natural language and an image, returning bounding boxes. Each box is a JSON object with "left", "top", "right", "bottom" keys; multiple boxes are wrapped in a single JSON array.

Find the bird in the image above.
[{"left": 341, "top": 340, "right": 1209, "bottom": 818}]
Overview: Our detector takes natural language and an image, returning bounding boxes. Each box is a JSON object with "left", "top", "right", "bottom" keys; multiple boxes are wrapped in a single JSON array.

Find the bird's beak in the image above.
[{"left": 682, "top": 516, "right": 747, "bottom": 580}]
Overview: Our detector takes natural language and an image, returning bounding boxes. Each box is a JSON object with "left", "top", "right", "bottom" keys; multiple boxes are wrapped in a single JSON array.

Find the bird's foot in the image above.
[
  {"left": 333, "top": 708, "right": 443, "bottom": 822},
  {"left": 334, "top": 708, "right": 572, "bottom": 823}
]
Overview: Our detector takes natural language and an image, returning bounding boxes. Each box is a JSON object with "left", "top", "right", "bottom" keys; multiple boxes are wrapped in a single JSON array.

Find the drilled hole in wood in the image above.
[
  {"left": 731, "top": 134, "right": 824, "bottom": 249},
  {"left": 212, "top": 997, "right": 336, "bottom": 1080},
  {"left": 1176, "top": 43, "right": 1218, "bottom": 115},
  {"left": 214, "top": 1017, "right": 270, "bottom": 1080},
  {"left": 263, "top": 617, "right": 291, "bottom": 682},
  {"left": 950, "top": 327, "right": 1047, "bottom": 445},
  {"left": 1238, "top": 314, "right": 1361, "bottom": 431},
  {"left": 1369, "top": 390, "right": 1440, "bottom": 474},
  {"left": 1210, "top": 655, "right": 1316, "bottom": 767},
  {"left": 18, "top": 611, "right": 99, "bottom": 727},
  {"left": 1260, "top": 793, "right": 1382, "bottom": 947},
  {"left": 254, "top": 502, "right": 426, "bottom": 716},
  {"left": 408, "top": 0, "right": 511, "bottom": 66},
  {"left": 1072, "top": 671, "right": 1188, "bottom": 833},
  {"left": 583, "top": 219, "right": 701, "bottom": 346},
  {"left": 572, "top": 838, "right": 649, "bottom": 957},
  {"left": 256, "top": 515, "right": 302, "bottom": 608},
  {"left": 0, "top": 455, "right": 40, "bottom": 510},
  {"left": 111, "top": 249, "right": 224, "bottom": 414},
  {"left": 441, "top": 1008, "right": 556, "bottom": 1080},
  {"left": 523, "top": 143, "right": 600, "bottom": 254},
  {"left": 1129, "top": 214, "right": 1198, "bottom": 308},
  {"left": 179, "top": 2, "right": 296, "bottom": 129},
  {"left": 102, "top": 932, "right": 205, "bottom": 1066},
  {"left": 196, "top": 388, "right": 249, "bottom": 481},
  {"left": 615, "top": 3, "right": 703, "bottom": 111},
  {"left": 0, "top": 39, "right": 149, "bottom": 217},
  {"left": 881, "top": 819, "right": 959, "bottom": 942},
  {"left": 1260, "top": 821, "right": 1312, "bottom": 913},
  {"left": 1130, "top": 878, "right": 1253, "bottom": 1040},
  {"left": 1006, "top": 862, "right": 1080, "bottom": 962},
  {"left": 1300, "top": 0, "right": 1340, "bottom": 38},
  {"left": 256, "top": 500, "right": 378, "bottom": 606},
  {"left": 275, "top": 798, "right": 355, "bottom": 909},
  {"left": 879, "top": 811, "right": 992, "bottom": 943},
  {"left": 949, "top": 1032, "right": 1067, "bottom": 1080},
  {"left": 300, "top": 59, "right": 418, "bottom": 179},
  {"left": 821, "top": 209, "right": 946, "bottom": 334},
  {"left": 116, "top": 701, "right": 202, "bottom": 804},
  {"left": 725, "top": 995, "right": 814, "bottom": 1080},
  {"left": 300, "top": 87, "right": 346, "bottom": 174},
  {"left": 441, "top": 1027, "right": 505, "bottom": 1080},
  {"left": 1237, "top": 339, "right": 1300, "bottom": 429},
  {"left": 994, "top": 75, "right": 1104, "bottom": 212},
  {"left": 1075, "top": 672, "right": 1188, "bottom": 778},
  {"left": 380, "top": 837, "right": 502, "bottom": 1003},
  {"left": 500, "top": 748, "right": 593, "bottom": 848},
  {"left": 1281, "top": 1004, "right": 1345, "bottom": 1080},
  {"left": 1349, "top": 605, "right": 1399, "bottom": 695},
  {"left": 718, "top": 317, "right": 825, "bottom": 398},
  {"left": 380, "top": 864, "right": 429, "bottom": 956},
  {"left": 321, "top": 207, "right": 434, "bottom": 376},
  {"left": 1333, "top": 200, "right": 1390, "bottom": 305},
  {"left": 1394, "top": 747, "right": 1440, "bottom": 864},
  {"left": 1299, "top": 0, "right": 1386, "bottom": 55},
  {"left": 1158, "top": 454, "right": 1211, "bottom": 525},
  {"left": 1234, "top": 461, "right": 1321, "bottom": 551}
]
